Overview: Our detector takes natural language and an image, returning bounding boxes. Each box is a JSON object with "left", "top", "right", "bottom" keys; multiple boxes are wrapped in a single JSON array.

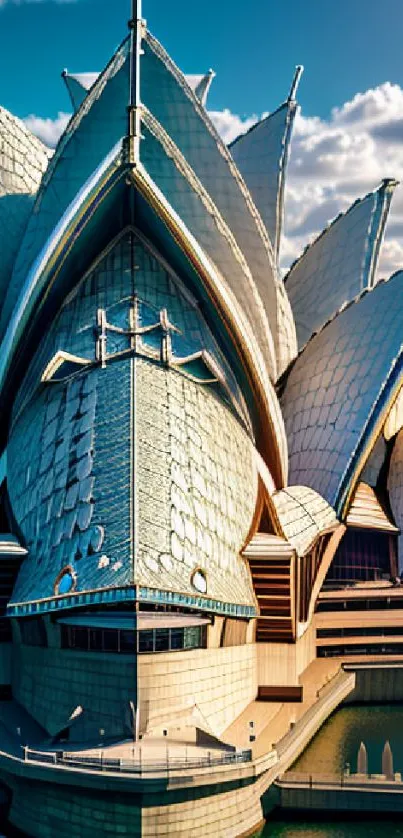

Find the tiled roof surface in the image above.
[
  {"left": 285, "top": 181, "right": 396, "bottom": 350},
  {"left": 9, "top": 232, "right": 258, "bottom": 609},
  {"left": 0, "top": 107, "right": 51, "bottom": 325},
  {"left": 230, "top": 101, "right": 297, "bottom": 262},
  {"left": 272, "top": 485, "right": 337, "bottom": 556},
  {"left": 281, "top": 271, "right": 403, "bottom": 513},
  {"left": 0, "top": 38, "right": 130, "bottom": 341}
]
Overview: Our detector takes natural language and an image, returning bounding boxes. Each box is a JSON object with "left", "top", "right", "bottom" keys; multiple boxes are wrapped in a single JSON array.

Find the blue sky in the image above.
[
  {"left": 1, "top": 0, "right": 403, "bottom": 122},
  {"left": 2, "top": 0, "right": 403, "bottom": 277}
]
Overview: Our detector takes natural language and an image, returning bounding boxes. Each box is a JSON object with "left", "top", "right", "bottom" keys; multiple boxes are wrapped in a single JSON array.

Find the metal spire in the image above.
[
  {"left": 127, "top": 0, "right": 143, "bottom": 164},
  {"left": 288, "top": 65, "right": 304, "bottom": 103}
]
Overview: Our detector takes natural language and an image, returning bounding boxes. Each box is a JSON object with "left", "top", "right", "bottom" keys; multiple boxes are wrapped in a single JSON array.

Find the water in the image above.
[
  {"left": 259, "top": 819, "right": 403, "bottom": 837},
  {"left": 292, "top": 703, "right": 403, "bottom": 776},
  {"left": 260, "top": 703, "right": 403, "bottom": 837}
]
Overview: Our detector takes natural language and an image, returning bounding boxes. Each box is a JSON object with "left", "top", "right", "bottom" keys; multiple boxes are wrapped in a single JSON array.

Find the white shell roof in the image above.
[
  {"left": 285, "top": 180, "right": 397, "bottom": 351},
  {"left": 0, "top": 106, "right": 51, "bottom": 323},
  {"left": 142, "top": 30, "right": 280, "bottom": 371},
  {"left": 230, "top": 99, "right": 297, "bottom": 262},
  {"left": 272, "top": 485, "right": 338, "bottom": 556},
  {"left": 63, "top": 68, "right": 215, "bottom": 112},
  {"left": 2, "top": 31, "right": 283, "bottom": 384}
]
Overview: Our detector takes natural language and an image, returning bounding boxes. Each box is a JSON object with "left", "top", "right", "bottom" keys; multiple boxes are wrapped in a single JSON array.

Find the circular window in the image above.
[
  {"left": 191, "top": 568, "right": 207, "bottom": 594},
  {"left": 54, "top": 566, "right": 77, "bottom": 596}
]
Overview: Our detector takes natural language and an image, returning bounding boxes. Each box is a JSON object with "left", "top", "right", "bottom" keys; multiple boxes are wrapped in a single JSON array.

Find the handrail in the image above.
[
  {"left": 22, "top": 746, "right": 252, "bottom": 774},
  {"left": 277, "top": 771, "right": 403, "bottom": 789},
  {"left": 276, "top": 669, "right": 354, "bottom": 758}
]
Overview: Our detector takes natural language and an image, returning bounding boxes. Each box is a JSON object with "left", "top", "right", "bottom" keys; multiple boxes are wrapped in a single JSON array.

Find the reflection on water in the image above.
[{"left": 292, "top": 703, "right": 403, "bottom": 775}]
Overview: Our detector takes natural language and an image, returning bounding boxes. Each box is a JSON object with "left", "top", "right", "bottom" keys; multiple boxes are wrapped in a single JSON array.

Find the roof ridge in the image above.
[
  {"left": 228, "top": 101, "right": 290, "bottom": 149},
  {"left": 284, "top": 179, "right": 398, "bottom": 286},
  {"left": 144, "top": 28, "right": 276, "bottom": 264}
]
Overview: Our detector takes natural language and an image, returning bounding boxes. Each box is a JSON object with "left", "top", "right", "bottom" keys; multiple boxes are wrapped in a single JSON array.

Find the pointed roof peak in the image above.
[
  {"left": 288, "top": 65, "right": 304, "bottom": 103},
  {"left": 126, "top": 0, "right": 143, "bottom": 164},
  {"left": 186, "top": 69, "right": 216, "bottom": 107}
]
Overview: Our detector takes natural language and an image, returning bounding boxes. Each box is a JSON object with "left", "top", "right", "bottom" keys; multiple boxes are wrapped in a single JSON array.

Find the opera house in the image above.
[{"left": 1, "top": 3, "right": 403, "bottom": 836}]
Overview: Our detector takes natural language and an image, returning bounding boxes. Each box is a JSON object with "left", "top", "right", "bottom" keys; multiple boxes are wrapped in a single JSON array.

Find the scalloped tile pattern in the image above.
[
  {"left": 8, "top": 231, "right": 257, "bottom": 608},
  {"left": 285, "top": 184, "right": 395, "bottom": 350},
  {"left": 281, "top": 272, "right": 403, "bottom": 512}
]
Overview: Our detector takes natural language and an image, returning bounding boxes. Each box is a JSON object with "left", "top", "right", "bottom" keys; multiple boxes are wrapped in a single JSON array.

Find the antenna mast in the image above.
[{"left": 127, "top": 0, "right": 143, "bottom": 164}]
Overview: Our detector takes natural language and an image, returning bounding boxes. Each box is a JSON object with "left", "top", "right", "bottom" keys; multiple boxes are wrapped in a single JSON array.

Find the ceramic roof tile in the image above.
[
  {"left": 142, "top": 31, "right": 280, "bottom": 356},
  {"left": 9, "top": 231, "right": 259, "bottom": 609},
  {"left": 388, "top": 430, "right": 403, "bottom": 570},
  {"left": 285, "top": 180, "right": 397, "bottom": 350},
  {"left": 185, "top": 71, "right": 215, "bottom": 106},
  {"left": 0, "top": 106, "right": 51, "bottom": 324},
  {"left": 229, "top": 99, "right": 297, "bottom": 261},
  {"left": 272, "top": 484, "right": 337, "bottom": 556},
  {"left": 281, "top": 271, "right": 403, "bottom": 514},
  {"left": 0, "top": 38, "right": 130, "bottom": 341},
  {"left": 63, "top": 68, "right": 215, "bottom": 112},
  {"left": 140, "top": 110, "right": 277, "bottom": 380}
]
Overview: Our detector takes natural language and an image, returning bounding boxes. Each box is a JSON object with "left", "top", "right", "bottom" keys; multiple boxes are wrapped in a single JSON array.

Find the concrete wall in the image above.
[
  {"left": 8, "top": 778, "right": 141, "bottom": 838},
  {"left": 12, "top": 642, "right": 136, "bottom": 741},
  {"left": 257, "top": 624, "right": 315, "bottom": 687},
  {"left": 277, "top": 783, "right": 403, "bottom": 814},
  {"left": 138, "top": 644, "right": 258, "bottom": 737},
  {"left": 6, "top": 774, "right": 264, "bottom": 838}
]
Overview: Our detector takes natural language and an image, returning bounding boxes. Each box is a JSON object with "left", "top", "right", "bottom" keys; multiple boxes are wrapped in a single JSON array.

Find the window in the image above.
[
  {"left": 102, "top": 629, "right": 119, "bottom": 652},
  {"left": 318, "top": 642, "right": 403, "bottom": 658},
  {"left": 60, "top": 623, "right": 207, "bottom": 654},
  {"left": 184, "top": 625, "right": 202, "bottom": 649},
  {"left": 120, "top": 630, "right": 136, "bottom": 653},
  {"left": 170, "top": 628, "right": 184, "bottom": 650},
  {"left": 326, "top": 529, "right": 393, "bottom": 583},
  {"left": 54, "top": 566, "right": 77, "bottom": 597},
  {"left": 317, "top": 626, "right": 403, "bottom": 639},
  {"left": 191, "top": 568, "right": 207, "bottom": 594},
  {"left": 155, "top": 628, "right": 169, "bottom": 652},
  {"left": 138, "top": 630, "right": 154, "bottom": 653}
]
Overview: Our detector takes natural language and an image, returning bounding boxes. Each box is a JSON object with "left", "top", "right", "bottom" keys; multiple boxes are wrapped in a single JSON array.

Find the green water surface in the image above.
[{"left": 261, "top": 703, "right": 403, "bottom": 837}]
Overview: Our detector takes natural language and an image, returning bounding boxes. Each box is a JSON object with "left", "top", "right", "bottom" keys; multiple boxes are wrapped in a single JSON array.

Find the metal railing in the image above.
[
  {"left": 277, "top": 771, "right": 403, "bottom": 789},
  {"left": 22, "top": 746, "right": 252, "bottom": 774}
]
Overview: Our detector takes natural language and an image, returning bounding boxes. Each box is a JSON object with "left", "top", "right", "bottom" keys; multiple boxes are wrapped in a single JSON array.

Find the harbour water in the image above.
[
  {"left": 290, "top": 703, "right": 403, "bottom": 776},
  {"left": 260, "top": 819, "right": 403, "bottom": 837},
  {"left": 262, "top": 703, "right": 403, "bottom": 837}
]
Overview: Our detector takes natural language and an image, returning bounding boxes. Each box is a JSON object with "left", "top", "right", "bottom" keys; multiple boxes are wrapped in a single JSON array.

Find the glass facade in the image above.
[
  {"left": 317, "top": 626, "right": 403, "bottom": 639},
  {"left": 61, "top": 623, "right": 207, "bottom": 654},
  {"left": 318, "top": 643, "right": 403, "bottom": 658},
  {"left": 317, "top": 597, "right": 403, "bottom": 612},
  {"left": 325, "top": 528, "right": 393, "bottom": 583}
]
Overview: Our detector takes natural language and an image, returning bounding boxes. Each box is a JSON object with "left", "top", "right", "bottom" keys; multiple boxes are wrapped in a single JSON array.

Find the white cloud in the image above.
[
  {"left": 209, "top": 82, "right": 403, "bottom": 280},
  {"left": 209, "top": 109, "right": 259, "bottom": 145},
  {"left": 24, "top": 111, "right": 70, "bottom": 147}
]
